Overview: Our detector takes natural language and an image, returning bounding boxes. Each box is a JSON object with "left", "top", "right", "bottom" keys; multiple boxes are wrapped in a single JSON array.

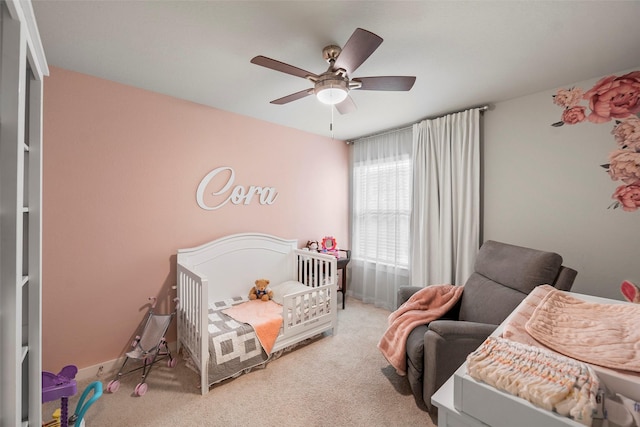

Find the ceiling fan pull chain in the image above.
[{"left": 330, "top": 105, "right": 335, "bottom": 139}]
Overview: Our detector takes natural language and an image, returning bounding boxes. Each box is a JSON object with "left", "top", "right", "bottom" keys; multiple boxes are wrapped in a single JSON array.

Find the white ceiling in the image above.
[{"left": 31, "top": 1, "right": 640, "bottom": 141}]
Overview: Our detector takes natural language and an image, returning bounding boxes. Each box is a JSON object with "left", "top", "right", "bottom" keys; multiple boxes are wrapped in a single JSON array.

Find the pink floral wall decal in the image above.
[{"left": 551, "top": 71, "right": 640, "bottom": 212}]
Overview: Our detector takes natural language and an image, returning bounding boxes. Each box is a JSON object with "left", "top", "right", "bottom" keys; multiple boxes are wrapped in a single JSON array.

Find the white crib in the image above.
[{"left": 176, "top": 232, "right": 338, "bottom": 395}]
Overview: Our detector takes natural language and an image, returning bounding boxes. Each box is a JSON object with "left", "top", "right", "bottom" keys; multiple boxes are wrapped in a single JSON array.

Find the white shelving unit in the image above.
[{"left": 0, "top": 1, "right": 48, "bottom": 425}]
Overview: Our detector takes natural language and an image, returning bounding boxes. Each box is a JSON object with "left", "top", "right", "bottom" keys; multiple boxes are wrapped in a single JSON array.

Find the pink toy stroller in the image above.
[{"left": 106, "top": 295, "right": 178, "bottom": 396}]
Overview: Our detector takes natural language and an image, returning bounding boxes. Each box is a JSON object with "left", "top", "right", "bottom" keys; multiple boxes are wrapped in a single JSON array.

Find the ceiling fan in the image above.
[{"left": 250, "top": 28, "right": 416, "bottom": 114}]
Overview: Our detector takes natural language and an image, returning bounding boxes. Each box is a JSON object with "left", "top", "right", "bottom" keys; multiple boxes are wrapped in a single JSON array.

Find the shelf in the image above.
[
  {"left": 23, "top": 142, "right": 29, "bottom": 152},
  {"left": 21, "top": 346, "right": 28, "bottom": 362},
  {"left": 22, "top": 276, "right": 29, "bottom": 287},
  {"left": 22, "top": 206, "right": 29, "bottom": 213}
]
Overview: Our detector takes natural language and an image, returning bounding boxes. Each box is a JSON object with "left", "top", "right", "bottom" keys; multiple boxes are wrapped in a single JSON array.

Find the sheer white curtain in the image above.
[
  {"left": 350, "top": 128, "right": 413, "bottom": 310},
  {"left": 410, "top": 108, "right": 480, "bottom": 287}
]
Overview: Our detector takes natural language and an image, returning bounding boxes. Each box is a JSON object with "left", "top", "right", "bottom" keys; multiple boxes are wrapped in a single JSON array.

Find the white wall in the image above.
[{"left": 483, "top": 67, "right": 640, "bottom": 300}]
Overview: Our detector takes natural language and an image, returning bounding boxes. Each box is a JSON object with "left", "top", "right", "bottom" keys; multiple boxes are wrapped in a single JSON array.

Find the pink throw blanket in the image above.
[
  {"left": 378, "top": 284, "right": 464, "bottom": 375},
  {"left": 222, "top": 300, "right": 283, "bottom": 355}
]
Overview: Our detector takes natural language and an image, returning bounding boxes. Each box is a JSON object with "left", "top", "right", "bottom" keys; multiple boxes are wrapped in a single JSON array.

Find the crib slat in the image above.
[{"left": 177, "top": 263, "right": 210, "bottom": 395}]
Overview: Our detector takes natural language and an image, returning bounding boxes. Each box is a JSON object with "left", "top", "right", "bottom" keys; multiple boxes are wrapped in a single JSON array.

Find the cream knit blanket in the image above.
[
  {"left": 467, "top": 336, "right": 599, "bottom": 426},
  {"left": 525, "top": 289, "right": 640, "bottom": 372}
]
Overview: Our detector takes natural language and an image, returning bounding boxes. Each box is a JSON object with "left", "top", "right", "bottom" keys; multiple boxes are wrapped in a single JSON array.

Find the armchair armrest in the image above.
[
  {"left": 427, "top": 319, "right": 497, "bottom": 340},
  {"left": 422, "top": 319, "right": 499, "bottom": 409},
  {"left": 397, "top": 286, "right": 422, "bottom": 308},
  {"left": 553, "top": 266, "right": 577, "bottom": 291},
  {"left": 397, "top": 286, "right": 462, "bottom": 318}
]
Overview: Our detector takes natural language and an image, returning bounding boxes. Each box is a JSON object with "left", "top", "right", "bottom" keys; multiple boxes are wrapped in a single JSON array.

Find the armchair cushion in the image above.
[
  {"left": 473, "top": 240, "right": 563, "bottom": 293},
  {"left": 458, "top": 241, "right": 563, "bottom": 324}
]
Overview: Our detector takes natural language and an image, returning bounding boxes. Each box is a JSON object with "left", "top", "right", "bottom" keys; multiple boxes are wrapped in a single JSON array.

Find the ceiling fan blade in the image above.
[
  {"left": 251, "top": 55, "right": 318, "bottom": 80},
  {"left": 333, "top": 28, "right": 383, "bottom": 75},
  {"left": 270, "top": 88, "right": 313, "bottom": 105},
  {"left": 352, "top": 76, "right": 416, "bottom": 91},
  {"left": 335, "top": 95, "right": 357, "bottom": 115}
]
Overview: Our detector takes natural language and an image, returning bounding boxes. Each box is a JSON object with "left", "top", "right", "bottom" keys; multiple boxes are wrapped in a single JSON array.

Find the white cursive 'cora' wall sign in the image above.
[{"left": 196, "top": 166, "right": 279, "bottom": 210}]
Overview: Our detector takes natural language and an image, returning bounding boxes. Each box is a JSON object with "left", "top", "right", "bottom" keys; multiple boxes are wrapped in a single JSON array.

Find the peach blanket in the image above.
[
  {"left": 525, "top": 288, "right": 640, "bottom": 372},
  {"left": 378, "top": 284, "right": 464, "bottom": 375},
  {"left": 222, "top": 300, "right": 283, "bottom": 355}
]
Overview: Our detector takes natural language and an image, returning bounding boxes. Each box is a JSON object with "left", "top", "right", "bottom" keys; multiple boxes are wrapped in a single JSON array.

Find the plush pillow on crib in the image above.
[{"left": 270, "top": 280, "right": 309, "bottom": 305}]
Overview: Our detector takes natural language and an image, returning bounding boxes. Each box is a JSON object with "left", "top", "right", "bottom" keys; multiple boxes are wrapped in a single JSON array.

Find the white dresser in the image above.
[{"left": 431, "top": 292, "right": 640, "bottom": 427}]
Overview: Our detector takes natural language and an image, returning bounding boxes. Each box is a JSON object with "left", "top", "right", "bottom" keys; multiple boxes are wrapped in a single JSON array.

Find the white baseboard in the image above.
[{"left": 76, "top": 341, "right": 178, "bottom": 383}]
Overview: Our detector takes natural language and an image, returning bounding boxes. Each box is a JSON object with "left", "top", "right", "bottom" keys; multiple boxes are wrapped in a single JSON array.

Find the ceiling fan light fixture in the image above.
[
  {"left": 314, "top": 75, "right": 349, "bottom": 105},
  {"left": 316, "top": 86, "right": 348, "bottom": 105}
]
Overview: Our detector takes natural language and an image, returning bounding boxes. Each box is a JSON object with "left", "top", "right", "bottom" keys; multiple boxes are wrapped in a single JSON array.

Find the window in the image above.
[{"left": 352, "top": 156, "right": 412, "bottom": 268}]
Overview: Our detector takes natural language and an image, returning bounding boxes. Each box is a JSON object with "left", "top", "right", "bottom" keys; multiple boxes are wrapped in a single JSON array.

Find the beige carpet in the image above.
[{"left": 43, "top": 297, "right": 437, "bottom": 427}]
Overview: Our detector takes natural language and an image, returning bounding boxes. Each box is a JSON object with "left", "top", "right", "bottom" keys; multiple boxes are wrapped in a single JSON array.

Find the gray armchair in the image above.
[{"left": 397, "top": 240, "right": 577, "bottom": 411}]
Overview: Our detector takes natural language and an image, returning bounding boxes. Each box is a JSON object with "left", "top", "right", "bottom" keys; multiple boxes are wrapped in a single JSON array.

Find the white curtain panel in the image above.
[
  {"left": 350, "top": 128, "right": 413, "bottom": 311},
  {"left": 410, "top": 108, "right": 480, "bottom": 288}
]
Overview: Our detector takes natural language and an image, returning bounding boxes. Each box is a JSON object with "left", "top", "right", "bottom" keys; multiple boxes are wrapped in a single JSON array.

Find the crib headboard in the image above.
[{"left": 177, "top": 233, "right": 298, "bottom": 303}]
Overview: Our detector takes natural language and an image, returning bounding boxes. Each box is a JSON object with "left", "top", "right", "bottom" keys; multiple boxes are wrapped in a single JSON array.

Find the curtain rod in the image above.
[{"left": 348, "top": 104, "right": 490, "bottom": 143}]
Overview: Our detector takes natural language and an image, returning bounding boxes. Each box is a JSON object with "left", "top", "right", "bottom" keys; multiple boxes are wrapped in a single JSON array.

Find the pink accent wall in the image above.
[{"left": 42, "top": 67, "right": 349, "bottom": 371}]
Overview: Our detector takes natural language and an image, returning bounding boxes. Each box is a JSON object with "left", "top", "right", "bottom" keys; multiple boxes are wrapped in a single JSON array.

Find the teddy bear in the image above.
[{"left": 249, "top": 278, "right": 273, "bottom": 301}]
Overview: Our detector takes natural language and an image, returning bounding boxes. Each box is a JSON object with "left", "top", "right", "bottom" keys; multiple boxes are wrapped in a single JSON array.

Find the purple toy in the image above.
[{"left": 42, "top": 365, "right": 78, "bottom": 427}]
